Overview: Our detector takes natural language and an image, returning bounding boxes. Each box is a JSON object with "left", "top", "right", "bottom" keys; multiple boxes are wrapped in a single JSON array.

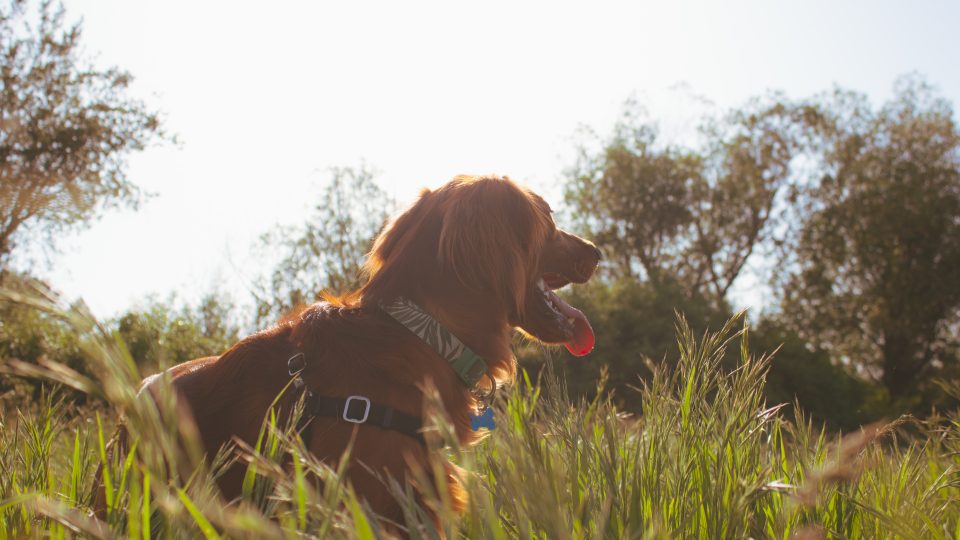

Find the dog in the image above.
[{"left": 100, "top": 175, "right": 601, "bottom": 529}]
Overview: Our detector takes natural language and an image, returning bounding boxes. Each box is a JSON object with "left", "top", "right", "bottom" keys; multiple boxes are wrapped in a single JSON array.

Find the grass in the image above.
[{"left": 1, "top": 281, "right": 958, "bottom": 539}]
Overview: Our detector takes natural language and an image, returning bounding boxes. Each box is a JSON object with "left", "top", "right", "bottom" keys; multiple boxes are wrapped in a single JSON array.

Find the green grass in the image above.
[{"left": 1, "top": 282, "right": 958, "bottom": 539}]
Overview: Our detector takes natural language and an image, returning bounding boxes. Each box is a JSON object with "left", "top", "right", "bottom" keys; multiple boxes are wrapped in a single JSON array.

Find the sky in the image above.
[{"left": 27, "top": 0, "right": 960, "bottom": 321}]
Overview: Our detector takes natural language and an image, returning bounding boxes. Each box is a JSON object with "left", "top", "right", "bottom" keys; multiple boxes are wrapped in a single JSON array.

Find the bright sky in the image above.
[{"left": 35, "top": 0, "right": 960, "bottom": 321}]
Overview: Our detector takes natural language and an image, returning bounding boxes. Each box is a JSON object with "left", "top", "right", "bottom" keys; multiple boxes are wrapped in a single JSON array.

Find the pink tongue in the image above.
[{"left": 550, "top": 292, "right": 595, "bottom": 356}]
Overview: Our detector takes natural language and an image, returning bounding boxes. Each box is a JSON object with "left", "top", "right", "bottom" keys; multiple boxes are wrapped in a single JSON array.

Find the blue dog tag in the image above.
[{"left": 470, "top": 408, "right": 496, "bottom": 431}]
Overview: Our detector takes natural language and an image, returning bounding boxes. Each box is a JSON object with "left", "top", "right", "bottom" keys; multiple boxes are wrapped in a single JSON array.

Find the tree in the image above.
[
  {"left": 0, "top": 0, "right": 164, "bottom": 270},
  {"left": 778, "top": 76, "right": 960, "bottom": 404},
  {"left": 253, "top": 165, "right": 393, "bottom": 323},
  {"left": 556, "top": 93, "right": 910, "bottom": 426},
  {"left": 564, "top": 98, "right": 812, "bottom": 306}
]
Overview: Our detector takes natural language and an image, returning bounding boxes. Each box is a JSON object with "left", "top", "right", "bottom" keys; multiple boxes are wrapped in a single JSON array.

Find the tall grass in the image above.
[{"left": 1, "top": 281, "right": 958, "bottom": 538}]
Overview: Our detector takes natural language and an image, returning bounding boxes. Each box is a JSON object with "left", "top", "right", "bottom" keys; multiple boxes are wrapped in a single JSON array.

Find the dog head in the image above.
[{"left": 361, "top": 175, "right": 600, "bottom": 356}]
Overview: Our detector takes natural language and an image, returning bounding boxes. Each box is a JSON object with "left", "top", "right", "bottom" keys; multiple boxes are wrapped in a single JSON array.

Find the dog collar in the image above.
[{"left": 382, "top": 297, "right": 495, "bottom": 408}]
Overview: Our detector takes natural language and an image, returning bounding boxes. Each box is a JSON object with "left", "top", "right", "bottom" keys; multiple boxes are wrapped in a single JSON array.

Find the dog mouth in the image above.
[{"left": 536, "top": 274, "right": 595, "bottom": 356}]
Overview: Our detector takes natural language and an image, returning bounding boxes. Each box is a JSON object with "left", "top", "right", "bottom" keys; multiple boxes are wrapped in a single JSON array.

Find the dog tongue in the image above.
[{"left": 550, "top": 292, "right": 595, "bottom": 356}]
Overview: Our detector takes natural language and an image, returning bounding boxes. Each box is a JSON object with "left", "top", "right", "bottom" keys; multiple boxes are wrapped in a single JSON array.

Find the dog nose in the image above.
[{"left": 593, "top": 246, "right": 603, "bottom": 261}]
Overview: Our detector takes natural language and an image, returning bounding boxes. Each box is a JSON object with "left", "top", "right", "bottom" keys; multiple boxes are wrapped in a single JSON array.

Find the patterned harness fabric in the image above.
[
  {"left": 382, "top": 297, "right": 466, "bottom": 364},
  {"left": 381, "top": 297, "right": 492, "bottom": 395}
]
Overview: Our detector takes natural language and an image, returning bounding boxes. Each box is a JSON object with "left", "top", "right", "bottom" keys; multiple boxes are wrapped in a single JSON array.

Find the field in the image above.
[{"left": 1, "top": 286, "right": 958, "bottom": 539}]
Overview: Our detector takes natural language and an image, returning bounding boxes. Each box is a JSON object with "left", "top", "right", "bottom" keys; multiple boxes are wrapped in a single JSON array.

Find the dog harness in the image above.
[
  {"left": 287, "top": 352, "right": 427, "bottom": 445},
  {"left": 287, "top": 299, "right": 496, "bottom": 445},
  {"left": 382, "top": 297, "right": 497, "bottom": 410}
]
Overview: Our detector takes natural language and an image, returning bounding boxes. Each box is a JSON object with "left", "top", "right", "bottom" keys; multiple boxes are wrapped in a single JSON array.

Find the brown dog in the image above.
[{"left": 107, "top": 175, "right": 600, "bottom": 528}]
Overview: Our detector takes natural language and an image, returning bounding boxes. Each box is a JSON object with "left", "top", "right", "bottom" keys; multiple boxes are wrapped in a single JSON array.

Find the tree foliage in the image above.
[
  {"left": 253, "top": 165, "right": 393, "bottom": 323},
  {"left": 778, "top": 76, "right": 960, "bottom": 403},
  {"left": 560, "top": 78, "right": 960, "bottom": 419},
  {"left": 0, "top": 0, "right": 164, "bottom": 269},
  {"left": 564, "top": 98, "right": 812, "bottom": 306}
]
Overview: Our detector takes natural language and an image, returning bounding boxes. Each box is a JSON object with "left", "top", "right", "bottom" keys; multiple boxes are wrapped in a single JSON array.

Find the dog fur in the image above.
[{"left": 97, "top": 175, "right": 600, "bottom": 529}]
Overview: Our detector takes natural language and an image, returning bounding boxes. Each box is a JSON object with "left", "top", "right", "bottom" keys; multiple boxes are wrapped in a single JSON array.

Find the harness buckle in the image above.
[{"left": 342, "top": 396, "right": 371, "bottom": 423}]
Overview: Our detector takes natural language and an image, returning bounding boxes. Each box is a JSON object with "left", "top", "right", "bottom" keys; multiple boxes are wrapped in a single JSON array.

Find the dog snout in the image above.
[
  {"left": 571, "top": 237, "right": 601, "bottom": 282},
  {"left": 548, "top": 229, "right": 602, "bottom": 283},
  {"left": 575, "top": 253, "right": 600, "bottom": 281}
]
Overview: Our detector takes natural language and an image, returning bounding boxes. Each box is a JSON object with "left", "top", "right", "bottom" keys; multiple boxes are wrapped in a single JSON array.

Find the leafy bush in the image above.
[
  {"left": 521, "top": 278, "right": 876, "bottom": 430},
  {"left": 751, "top": 318, "right": 880, "bottom": 431},
  {"left": 0, "top": 279, "right": 87, "bottom": 406},
  {"left": 1, "top": 277, "right": 239, "bottom": 408},
  {"left": 115, "top": 292, "right": 240, "bottom": 373},
  {"left": 518, "top": 278, "right": 731, "bottom": 409}
]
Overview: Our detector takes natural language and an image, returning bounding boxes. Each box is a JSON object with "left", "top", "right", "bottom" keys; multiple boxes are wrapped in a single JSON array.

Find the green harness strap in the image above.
[{"left": 381, "top": 297, "right": 491, "bottom": 391}]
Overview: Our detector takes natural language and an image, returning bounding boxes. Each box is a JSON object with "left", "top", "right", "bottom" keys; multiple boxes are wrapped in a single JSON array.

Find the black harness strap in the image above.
[
  {"left": 287, "top": 353, "right": 426, "bottom": 446},
  {"left": 299, "top": 392, "right": 426, "bottom": 445}
]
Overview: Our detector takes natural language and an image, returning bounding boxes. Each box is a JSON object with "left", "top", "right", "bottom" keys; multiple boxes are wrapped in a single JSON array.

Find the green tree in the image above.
[
  {"left": 564, "top": 98, "right": 812, "bottom": 306},
  {"left": 0, "top": 0, "right": 164, "bottom": 270},
  {"left": 777, "top": 76, "right": 960, "bottom": 404},
  {"left": 253, "top": 165, "right": 392, "bottom": 323},
  {"left": 556, "top": 93, "right": 891, "bottom": 427}
]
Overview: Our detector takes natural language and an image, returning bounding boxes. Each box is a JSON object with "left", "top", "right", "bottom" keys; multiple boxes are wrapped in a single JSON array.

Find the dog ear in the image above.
[
  {"left": 365, "top": 188, "right": 433, "bottom": 275},
  {"left": 437, "top": 180, "right": 542, "bottom": 317},
  {"left": 362, "top": 188, "right": 442, "bottom": 303}
]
